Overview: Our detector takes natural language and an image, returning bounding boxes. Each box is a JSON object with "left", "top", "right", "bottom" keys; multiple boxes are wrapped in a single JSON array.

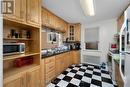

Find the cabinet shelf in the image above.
[
  {"left": 4, "top": 64, "right": 39, "bottom": 79},
  {"left": 3, "top": 52, "right": 40, "bottom": 61},
  {"left": 4, "top": 38, "right": 32, "bottom": 41}
]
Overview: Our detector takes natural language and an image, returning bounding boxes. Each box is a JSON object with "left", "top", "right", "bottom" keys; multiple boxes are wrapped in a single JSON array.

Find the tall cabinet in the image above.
[{"left": 3, "top": 0, "right": 42, "bottom": 87}]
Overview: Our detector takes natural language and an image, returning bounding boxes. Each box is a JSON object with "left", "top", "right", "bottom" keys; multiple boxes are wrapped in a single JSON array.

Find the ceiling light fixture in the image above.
[{"left": 80, "top": 0, "right": 95, "bottom": 16}]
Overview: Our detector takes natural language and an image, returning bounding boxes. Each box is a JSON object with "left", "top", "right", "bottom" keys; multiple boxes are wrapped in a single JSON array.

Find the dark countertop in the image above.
[{"left": 41, "top": 50, "right": 80, "bottom": 59}]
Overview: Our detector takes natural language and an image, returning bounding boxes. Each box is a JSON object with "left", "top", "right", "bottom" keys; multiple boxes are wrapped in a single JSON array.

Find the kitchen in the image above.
[{"left": 1, "top": 0, "right": 130, "bottom": 87}]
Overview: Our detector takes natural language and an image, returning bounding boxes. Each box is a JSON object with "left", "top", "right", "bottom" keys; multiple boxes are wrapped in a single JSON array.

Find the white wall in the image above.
[{"left": 81, "top": 19, "right": 117, "bottom": 64}]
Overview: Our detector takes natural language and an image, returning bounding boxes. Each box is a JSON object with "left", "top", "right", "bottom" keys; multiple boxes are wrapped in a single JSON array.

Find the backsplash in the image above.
[{"left": 41, "top": 28, "right": 63, "bottom": 49}]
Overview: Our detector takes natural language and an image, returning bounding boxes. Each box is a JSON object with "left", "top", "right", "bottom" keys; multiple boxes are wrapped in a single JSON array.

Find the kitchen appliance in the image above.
[
  {"left": 119, "top": 6, "right": 130, "bottom": 87},
  {"left": 68, "top": 43, "right": 81, "bottom": 50},
  {"left": 3, "top": 43, "right": 25, "bottom": 56},
  {"left": 74, "top": 43, "right": 81, "bottom": 50}
]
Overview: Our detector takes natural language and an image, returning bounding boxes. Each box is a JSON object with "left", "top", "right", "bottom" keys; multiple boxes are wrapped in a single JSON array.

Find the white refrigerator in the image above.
[{"left": 119, "top": 6, "right": 130, "bottom": 87}]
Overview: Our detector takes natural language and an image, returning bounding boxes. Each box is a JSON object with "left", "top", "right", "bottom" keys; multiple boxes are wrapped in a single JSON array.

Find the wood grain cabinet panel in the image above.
[
  {"left": 68, "top": 23, "right": 81, "bottom": 42},
  {"left": 4, "top": 66, "right": 41, "bottom": 87},
  {"left": 72, "top": 51, "right": 80, "bottom": 64},
  {"left": 41, "top": 59, "right": 45, "bottom": 87},
  {"left": 27, "top": 0, "right": 41, "bottom": 26},
  {"left": 41, "top": 7, "right": 68, "bottom": 32},
  {"left": 27, "top": 67, "right": 41, "bottom": 87},
  {"left": 44, "top": 56, "right": 56, "bottom": 84},
  {"left": 4, "top": 73, "right": 26, "bottom": 87},
  {"left": 4, "top": 0, "right": 26, "bottom": 22}
]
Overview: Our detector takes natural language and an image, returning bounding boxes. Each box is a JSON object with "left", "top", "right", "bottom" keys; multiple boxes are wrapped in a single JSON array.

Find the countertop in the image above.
[{"left": 41, "top": 50, "right": 80, "bottom": 59}]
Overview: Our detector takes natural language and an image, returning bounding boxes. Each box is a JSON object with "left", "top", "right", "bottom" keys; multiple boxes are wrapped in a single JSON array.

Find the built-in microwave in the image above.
[{"left": 3, "top": 43, "right": 25, "bottom": 56}]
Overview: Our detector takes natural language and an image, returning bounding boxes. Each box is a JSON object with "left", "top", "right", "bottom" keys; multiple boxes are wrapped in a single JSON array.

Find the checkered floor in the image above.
[{"left": 47, "top": 64, "right": 118, "bottom": 87}]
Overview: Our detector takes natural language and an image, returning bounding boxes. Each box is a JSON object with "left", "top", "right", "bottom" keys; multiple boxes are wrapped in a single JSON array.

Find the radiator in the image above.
[{"left": 82, "top": 55, "right": 100, "bottom": 65}]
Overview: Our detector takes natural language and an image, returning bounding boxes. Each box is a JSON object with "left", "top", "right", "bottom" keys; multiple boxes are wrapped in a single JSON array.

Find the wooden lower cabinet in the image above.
[
  {"left": 41, "top": 59, "right": 45, "bottom": 87},
  {"left": 115, "top": 61, "right": 124, "bottom": 87},
  {"left": 44, "top": 56, "right": 55, "bottom": 84},
  {"left": 72, "top": 51, "right": 80, "bottom": 64},
  {"left": 4, "top": 66, "right": 40, "bottom": 87},
  {"left": 4, "top": 73, "right": 26, "bottom": 87},
  {"left": 27, "top": 67, "right": 41, "bottom": 87},
  {"left": 55, "top": 54, "right": 65, "bottom": 76}
]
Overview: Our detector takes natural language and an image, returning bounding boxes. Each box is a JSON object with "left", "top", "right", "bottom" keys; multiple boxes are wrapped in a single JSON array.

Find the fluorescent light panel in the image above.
[{"left": 80, "top": 0, "right": 95, "bottom": 16}]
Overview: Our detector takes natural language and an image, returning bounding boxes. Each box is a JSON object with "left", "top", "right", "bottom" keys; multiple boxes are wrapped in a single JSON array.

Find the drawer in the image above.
[
  {"left": 45, "top": 56, "right": 55, "bottom": 64},
  {"left": 46, "top": 69, "right": 55, "bottom": 84},
  {"left": 45, "top": 62, "right": 55, "bottom": 73}
]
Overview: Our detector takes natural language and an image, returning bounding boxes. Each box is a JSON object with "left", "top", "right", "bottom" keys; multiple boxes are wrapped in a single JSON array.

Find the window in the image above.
[{"left": 85, "top": 27, "right": 99, "bottom": 50}]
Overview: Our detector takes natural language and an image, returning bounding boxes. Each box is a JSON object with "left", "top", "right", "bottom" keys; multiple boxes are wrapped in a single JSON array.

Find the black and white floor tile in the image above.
[{"left": 47, "top": 64, "right": 118, "bottom": 87}]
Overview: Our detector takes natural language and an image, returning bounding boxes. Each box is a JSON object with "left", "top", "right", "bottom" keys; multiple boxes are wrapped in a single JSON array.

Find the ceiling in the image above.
[{"left": 43, "top": 0, "right": 130, "bottom": 24}]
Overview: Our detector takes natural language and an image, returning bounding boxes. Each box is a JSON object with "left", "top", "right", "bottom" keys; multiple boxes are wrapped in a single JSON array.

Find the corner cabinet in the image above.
[{"left": 68, "top": 23, "right": 81, "bottom": 42}]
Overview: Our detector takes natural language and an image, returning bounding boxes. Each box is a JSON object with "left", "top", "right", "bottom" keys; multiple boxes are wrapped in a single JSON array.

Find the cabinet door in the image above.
[
  {"left": 4, "top": 73, "right": 26, "bottom": 87},
  {"left": 4, "top": 0, "right": 26, "bottom": 22},
  {"left": 75, "top": 24, "right": 81, "bottom": 41},
  {"left": 27, "top": 0, "right": 41, "bottom": 26},
  {"left": 55, "top": 58, "right": 61, "bottom": 76},
  {"left": 41, "top": 59, "right": 45, "bottom": 87},
  {"left": 42, "top": 8, "right": 47, "bottom": 26},
  {"left": 27, "top": 67, "right": 41, "bottom": 87},
  {"left": 72, "top": 51, "right": 80, "bottom": 64}
]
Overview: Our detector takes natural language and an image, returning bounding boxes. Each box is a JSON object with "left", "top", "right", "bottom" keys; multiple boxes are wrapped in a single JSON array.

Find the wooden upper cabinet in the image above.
[
  {"left": 4, "top": 73, "right": 26, "bottom": 87},
  {"left": 117, "top": 14, "right": 124, "bottom": 32},
  {"left": 4, "top": 0, "right": 41, "bottom": 27},
  {"left": 42, "top": 8, "right": 49, "bottom": 26},
  {"left": 41, "top": 7, "right": 68, "bottom": 32},
  {"left": 68, "top": 23, "right": 81, "bottom": 42},
  {"left": 27, "top": 0, "right": 41, "bottom": 26},
  {"left": 4, "top": 0, "right": 26, "bottom": 22},
  {"left": 75, "top": 23, "right": 81, "bottom": 41},
  {"left": 27, "top": 67, "right": 41, "bottom": 87}
]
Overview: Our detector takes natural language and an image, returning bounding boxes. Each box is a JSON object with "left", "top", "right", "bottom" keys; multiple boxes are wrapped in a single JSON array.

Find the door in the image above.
[
  {"left": 4, "top": 73, "right": 26, "bottom": 87},
  {"left": 27, "top": 67, "right": 41, "bottom": 87},
  {"left": 4, "top": 0, "right": 26, "bottom": 22},
  {"left": 27, "top": 0, "right": 41, "bottom": 26}
]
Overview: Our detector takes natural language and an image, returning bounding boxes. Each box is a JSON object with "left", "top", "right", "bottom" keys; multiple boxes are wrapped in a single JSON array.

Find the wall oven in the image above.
[{"left": 3, "top": 43, "right": 25, "bottom": 56}]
